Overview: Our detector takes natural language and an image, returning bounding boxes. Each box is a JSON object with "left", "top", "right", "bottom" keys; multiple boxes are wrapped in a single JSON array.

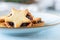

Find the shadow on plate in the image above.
[{"left": 3, "top": 32, "right": 39, "bottom": 37}]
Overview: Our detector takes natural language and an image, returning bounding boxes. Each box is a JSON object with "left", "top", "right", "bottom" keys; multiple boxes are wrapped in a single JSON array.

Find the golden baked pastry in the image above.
[
  {"left": 32, "top": 18, "right": 44, "bottom": 27},
  {"left": 0, "top": 8, "right": 44, "bottom": 28}
]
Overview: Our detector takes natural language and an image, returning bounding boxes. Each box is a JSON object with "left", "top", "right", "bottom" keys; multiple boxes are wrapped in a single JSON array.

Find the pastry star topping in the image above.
[{"left": 4, "top": 8, "right": 33, "bottom": 28}]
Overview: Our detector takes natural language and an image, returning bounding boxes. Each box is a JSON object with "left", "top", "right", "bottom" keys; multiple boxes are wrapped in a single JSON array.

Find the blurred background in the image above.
[{"left": 0, "top": 0, "right": 60, "bottom": 14}]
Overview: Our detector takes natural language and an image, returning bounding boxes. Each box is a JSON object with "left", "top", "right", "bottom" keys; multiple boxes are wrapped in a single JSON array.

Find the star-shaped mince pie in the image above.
[{"left": 0, "top": 8, "right": 44, "bottom": 28}]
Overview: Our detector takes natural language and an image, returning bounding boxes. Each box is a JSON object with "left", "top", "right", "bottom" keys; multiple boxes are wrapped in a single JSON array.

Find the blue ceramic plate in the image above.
[{"left": 0, "top": 11, "right": 60, "bottom": 34}]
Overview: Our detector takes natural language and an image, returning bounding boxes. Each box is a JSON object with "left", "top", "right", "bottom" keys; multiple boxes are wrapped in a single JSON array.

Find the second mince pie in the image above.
[{"left": 0, "top": 8, "right": 44, "bottom": 28}]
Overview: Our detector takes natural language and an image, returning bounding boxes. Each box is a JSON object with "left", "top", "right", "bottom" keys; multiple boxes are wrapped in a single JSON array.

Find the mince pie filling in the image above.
[
  {"left": 7, "top": 22, "right": 14, "bottom": 27},
  {"left": 21, "top": 23, "right": 30, "bottom": 27},
  {"left": 8, "top": 14, "right": 12, "bottom": 17},
  {"left": 32, "top": 20, "right": 42, "bottom": 24},
  {"left": 26, "top": 14, "right": 33, "bottom": 20}
]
